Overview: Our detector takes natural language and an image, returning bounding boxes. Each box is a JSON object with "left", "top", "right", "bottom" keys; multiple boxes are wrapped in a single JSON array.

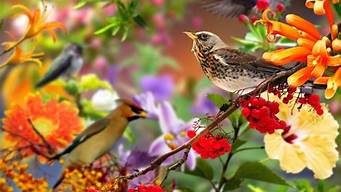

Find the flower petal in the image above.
[
  {"left": 264, "top": 47, "right": 311, "bottom": 65},
  {"left": 286, "top": 14, "right": 320, "bottom": 40},
  {"left": 287, "top": 66, "right": 314, "bottom": 87},
  {"left": 264, "top": 130, "right": 306, "bottom": 174}
]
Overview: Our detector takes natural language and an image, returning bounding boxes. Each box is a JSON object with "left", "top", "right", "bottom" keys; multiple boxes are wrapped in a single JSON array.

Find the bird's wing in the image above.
[
  {"left": 202, "top": 0, "right": 256, "bottom": 17},
  {"left": 52, "top": 118, "right": 110, "bottom": 159},
  {"left": 213, "top": 48, "right": 283, "bottom": 74},
  {"left": 35, "top": 53, "right": 73, "bottom": 88}
]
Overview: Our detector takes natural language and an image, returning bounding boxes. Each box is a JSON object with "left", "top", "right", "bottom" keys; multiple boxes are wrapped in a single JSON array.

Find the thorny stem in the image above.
[{"left": 121, "top": 64, "right": 302, "bottom": 183}]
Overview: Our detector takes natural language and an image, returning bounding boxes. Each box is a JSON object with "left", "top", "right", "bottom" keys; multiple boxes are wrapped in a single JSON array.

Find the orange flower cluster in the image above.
[
  {"left": 57, "top": 167, "right": 110, "bottom": 192},
  {"left": 0, "top": 160, "right": 50, "bottom": 192},
  {"left": 2, "top": 94, "right": 83, "bottom": 161},
  {"left": 259, "top": 0, "right": 341, "bottom": 99},
  {"left": 0, "top": 4, "right": 65, "bottom": 68}
]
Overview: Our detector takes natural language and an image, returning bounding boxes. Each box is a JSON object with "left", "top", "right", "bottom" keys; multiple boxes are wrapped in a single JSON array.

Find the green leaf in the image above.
[
  {"left": 222, "top": 177, "right": 243, "bottom": 191},
  {"left": 333, "top": 2, "right": 341, "bottom": 18},
  {"left": 234, "top": 162, "right": 291, "bottom": 186},
  {"left": 247, "top": 184, "right": 266, "bottom": 192},
  {"left": 79, "top": 74, "right": 112, "bottom": 92},
  {"left": 74, "top": 0, "right": 87, "bottom": 9},
  {"left": 293, "top": 179, "right": 314, "bottom": 192},
  {"left": 207, "top": 93, "right": 228, "bottom": 109},
  {"left": 229, "top": 110, "right": 242, "bottom": 129},
  {"left": 232, "top": 139, "right": 247, "bottom": 152},
  {"left": 123, "top": 126, "right": 136, "bottom": 143},
  {"left": 95, "top": 21, "right": 120, "bottom": 35},
  {"left": 133, "top": 15, "right": 147, "bottom": 27},
  {"left": 187, "top": 159, "right": 214, "bottom": 180},
  {"left": 64, "top": 79, "right": 79, "bottom": 95}
]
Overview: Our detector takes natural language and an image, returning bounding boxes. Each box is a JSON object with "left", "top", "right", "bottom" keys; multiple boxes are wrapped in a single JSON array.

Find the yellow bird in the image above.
[{"left": 52, "top": 99, "right": 147, "bottom": 189}]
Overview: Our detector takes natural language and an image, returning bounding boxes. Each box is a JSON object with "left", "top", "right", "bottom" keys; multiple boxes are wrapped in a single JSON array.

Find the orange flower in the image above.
[
  {"left": 315, "top": 68, "right": 341, "bottom": 99},
  {"left": 3, "top": 4, "right": 65, "bottom": 52},
  {"left": 305, "top": 0, "right": 339, "bottom": 25},
  {"left": 2, "top": 94, "right": 83, "bottom": 160},
  {"left": 2, "top": 64, "right": 73, "bottom": 107},
  {"left": 0, "top": 46, "right": 44, "bottom": 68},
  {"left": 259, "top": 4, "right": 341, "bottom": 96}
]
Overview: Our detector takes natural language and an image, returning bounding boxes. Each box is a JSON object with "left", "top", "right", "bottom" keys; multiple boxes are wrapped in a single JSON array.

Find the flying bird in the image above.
[
  {"left": 51, "top": 99, "right": 147, "bottom": 189},
  {"left": 184, "top": 31, "right": 284, "bottom": 94},
  {"left": 35, "top": 43, "right": 83, "bottom": 88},
  {"left": 201, "top": 0, "right": 291, "bottom": 18}
]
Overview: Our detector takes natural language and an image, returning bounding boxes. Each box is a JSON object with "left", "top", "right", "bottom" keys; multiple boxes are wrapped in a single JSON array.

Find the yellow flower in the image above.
[{"left": 264, "top": 95, "right": 339, "bottom": 179}]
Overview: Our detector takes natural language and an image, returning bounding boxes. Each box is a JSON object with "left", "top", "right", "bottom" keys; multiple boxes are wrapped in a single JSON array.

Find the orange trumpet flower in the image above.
[
  {"left": 0, "top": 46, "right": 44, "bottom": 68},
  {"left": 3, "top": 4, "right": 66, "bottom": 52}
]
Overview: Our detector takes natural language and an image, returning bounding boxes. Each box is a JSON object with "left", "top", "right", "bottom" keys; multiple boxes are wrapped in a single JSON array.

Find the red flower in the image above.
[
  {"left": 128, "top": 184, "right": 164, "bottom": 192},
  {"left": 276, "top": 3, "right": 285, "bottom": 13},
  {"left": 189, "top": 131, "right": 232, "bottom": 159},
  {"left": 240, "top": 96, "right": 287, "bottom": 134},
  {"left": 256, "top": 0, "right": 269, "bottom": 11}
]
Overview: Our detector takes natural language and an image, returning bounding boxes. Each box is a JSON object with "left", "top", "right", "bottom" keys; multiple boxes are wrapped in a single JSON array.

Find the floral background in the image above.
[{"left": 0, "top": 0, "right": 340, "bottom": 191}]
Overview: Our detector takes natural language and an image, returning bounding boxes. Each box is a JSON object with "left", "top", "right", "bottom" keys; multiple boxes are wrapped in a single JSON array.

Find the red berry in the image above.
[
  {"left": 276, "top": 3, "right": 285, "bottom": 13},
  {"left": 187, "top": 130, "right": 196, "bottom": 138},
  {"left": 257, "top": 0, "right": 269, "bottom": 11}
]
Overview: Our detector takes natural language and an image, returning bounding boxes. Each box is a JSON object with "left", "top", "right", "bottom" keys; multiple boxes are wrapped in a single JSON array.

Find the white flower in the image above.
[{"left": 91, "top": 89, "right": 119, "bottom": 111}]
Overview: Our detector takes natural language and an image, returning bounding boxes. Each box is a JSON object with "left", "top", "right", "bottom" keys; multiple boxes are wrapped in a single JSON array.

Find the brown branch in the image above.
[
  {"left": 27, "top": 118, "right": 55, "bottom": 154},
  {"left": 160, "top": 146, "right": 191, "bottom": 186},
  {"left": 120, "top": 64, "right": 302, "bottom": 181}
]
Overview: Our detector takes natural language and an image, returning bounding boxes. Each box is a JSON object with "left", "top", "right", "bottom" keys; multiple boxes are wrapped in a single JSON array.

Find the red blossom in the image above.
[
  {"left": 238, "top": 14, "right": 249, "bottom": 23},
  {"left": 189, "top": 131, "right": 232, "bottom": 159},
  {"left": 256, "top": 0, "right": 269, "bottom": 11},
  {"left": 240, "top": 96, "right": 287, "bottom": 134},
  {"left": 276, "top": 2, "right": 285, "bottom": 13},
  {"left": 128, "top": 184, "right": 164, "bottom": 192}
]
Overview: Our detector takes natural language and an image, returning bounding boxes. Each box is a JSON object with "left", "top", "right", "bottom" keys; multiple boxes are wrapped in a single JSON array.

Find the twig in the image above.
[
  {"left": 121, "top": 64, "right": 301, "bottom": 182},
  {"left": 160, "top": 146, "right": 191, "bottom": 186},
  {"left": 217, "top": 119, "right": 240, "bottom": 191},
  {"left": 27, "top": 118, "right": 55, "bottom": 154}
]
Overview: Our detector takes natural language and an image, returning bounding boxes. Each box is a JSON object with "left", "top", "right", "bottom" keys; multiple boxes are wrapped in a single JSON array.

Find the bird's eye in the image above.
[{"left": 198, "top": 33, "right": 209, "bottom": 41}]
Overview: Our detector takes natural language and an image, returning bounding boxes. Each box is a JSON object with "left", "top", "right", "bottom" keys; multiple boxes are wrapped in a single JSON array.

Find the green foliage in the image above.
[
  {"left": 333, "top": 2, "right": 341, "bottom": 18},
  {"left": 207, "top": 93, "right": 228, "bottom": 109},
  {"left": 187, "top": 159, "right": 214, "bottom": 181},
  {"left": 94, "top": 0, "right": 147, "bottom": 41},
  {"left": 223, "top": 162, "right": 291, "bottom": 190},
  {"left": 123, "top": 126, "right": 136, "bottom": 143},
  {"left": 124, "top": 43, "right": 178, "bottom": 80},
  {"left": 233, "top": 22, "right": 296, "bottom": 52}
]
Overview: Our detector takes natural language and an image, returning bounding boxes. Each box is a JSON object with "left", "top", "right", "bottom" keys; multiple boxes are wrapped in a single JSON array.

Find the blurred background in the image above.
[{"left": 0, "top": 0, "right": 340, "bottom": 191}]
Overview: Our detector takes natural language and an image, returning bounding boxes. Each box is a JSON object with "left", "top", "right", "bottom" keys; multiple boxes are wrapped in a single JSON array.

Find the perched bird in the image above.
[
  {"left": 35, "top": 43, "right": 83, "bottom": 88},
  {"left": 184, "top": 31, "right": 283, "bottom": 94},
  {"left": 201, "top": 0, "right": 291, "bottom": 18},
  {"left": 52, "top": 99, "right": 147, "bottom": 188}
]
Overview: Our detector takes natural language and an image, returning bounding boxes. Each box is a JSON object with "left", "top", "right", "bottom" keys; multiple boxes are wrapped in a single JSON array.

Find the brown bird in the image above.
[{"left": 184, "top": 31, "right": 283, "bottom": 94}]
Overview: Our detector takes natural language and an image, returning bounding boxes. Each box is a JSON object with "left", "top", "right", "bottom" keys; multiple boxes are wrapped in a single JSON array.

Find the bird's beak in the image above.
[
  {"left": 139, "top": 111, "right": 148, "bottom": 118},
  {"left": 184, "top": 32, "right": 197, "bottom": 40}
]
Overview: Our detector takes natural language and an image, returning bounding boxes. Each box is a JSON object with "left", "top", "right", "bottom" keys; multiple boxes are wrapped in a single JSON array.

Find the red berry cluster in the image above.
[
  {"left": 128, "top": 184, "right": 164, "bottom": 192},
  {"left": 188, "top": 131, "right": 231, "bottom": 159},
  {"left": 240, "top": 96, "right": 287, "bottom": 134},
  {"left": 268, "top": 86, "right": 324, "bottom": 116},
  {"left": 298, "top": 94, "right": 324, "bottom": 115}
]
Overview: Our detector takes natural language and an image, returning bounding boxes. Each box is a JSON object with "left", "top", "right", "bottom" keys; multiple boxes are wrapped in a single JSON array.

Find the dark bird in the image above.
[
  {"left": 201, "top": 0, "right": 291, "bottom": 18},
  {"left": 35, "top": 43, "right": 83, "bottom": 88},
  {"left": 202, "top": 0, "right": 257, "bottom": 17},
  {"left": 52, "top": 99, "right": 147, "bottom": 189},
  {"left": 184, "top": 31, "right": 283, "bottom": 94}
]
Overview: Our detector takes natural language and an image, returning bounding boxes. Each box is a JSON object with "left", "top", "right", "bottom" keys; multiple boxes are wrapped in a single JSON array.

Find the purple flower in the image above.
[
  {"left": 192, "top": 88, "right": 222, "bottom": 115},
  {"left": 133, "top": 92, "right": 159, "bottom": 119},
  {"left": 140, "top": 75, "right": 174, "bottom": 101},
  {"left": 117, "top": 145, "right": 156, "bottom": 187},
  {"left": 149, "top": 101, "right": 197, "bottom": 170}
]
